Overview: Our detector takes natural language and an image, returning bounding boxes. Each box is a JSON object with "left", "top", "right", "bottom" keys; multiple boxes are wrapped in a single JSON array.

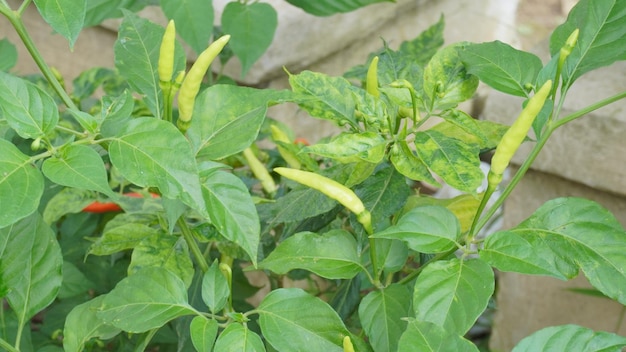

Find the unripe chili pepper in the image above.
[
  {"left": 158, "top": 20, "right": 176, "bottom": 85},
  {"left": 243, "top": 147, "right": 277, "bottom": 195},
  {"left": 558, "top": 28, "right": 579, "bottom": 73},
  {"left": 30, "top": 137, "right": 42, "bottom": 151},
  {"left": 177, "top": 35, "right": 231, "bottom": 125},
  {"left": 270, "top": 124, "right": 301, "bottom": 169},
  {"left": 274, "top": 167, "right": 373, "bottom": 233},
  {"left": 488, "top": 80, "right": 553, "bottom": 185},
  {"left": 342, "top": 336, "right": 355, "bottom": 352},
  {"left": 366, "top": 56, "right": 380, "bottom": 98}
]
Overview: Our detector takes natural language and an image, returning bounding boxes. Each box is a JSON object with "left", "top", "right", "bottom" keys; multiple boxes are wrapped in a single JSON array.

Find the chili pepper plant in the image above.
[{"left": 2, "top": 0, "right": 626, "bottom": 351}]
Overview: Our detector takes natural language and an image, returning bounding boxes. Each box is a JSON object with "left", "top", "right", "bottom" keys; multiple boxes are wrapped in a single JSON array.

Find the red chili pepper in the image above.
[
  {"left": 82, "top": 201, "right": 122, "bottom": 213},
  {"left": 293, "top": 137, "right": 310, "bottom": 146},
  {"left": 82, "top": 192, "right": 159, "bottom": 213}
]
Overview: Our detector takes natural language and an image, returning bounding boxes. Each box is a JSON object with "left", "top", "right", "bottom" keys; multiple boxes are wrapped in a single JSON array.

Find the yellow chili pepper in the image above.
[
  {"left": 270, "top": 125, "right": 301, "bottom": 169},
  {"left": 275, "top": 167, "right": 372, "bottom": 233},
  {"left": 366, "top": 56, "right": 380, "bottom": 98},
  {"left": 243, "top": 148, "right": 277, "bottom": 195},
  {"left": 488, "top": 80, "right": 553, "bottom": 187},
  {"left": 158, "top": 20, "right": 176, "bottom": 85},
  {"left": 177, "top": 35, "right": 230, "bottom": 129},
  {"left": 342, "top": 336, "right": 355, "bottom": 352}
]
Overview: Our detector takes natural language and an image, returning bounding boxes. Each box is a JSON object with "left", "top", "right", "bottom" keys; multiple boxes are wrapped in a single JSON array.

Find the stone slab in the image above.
[{"left": 489, "top": 167, "right": 626, "bottom": 351}]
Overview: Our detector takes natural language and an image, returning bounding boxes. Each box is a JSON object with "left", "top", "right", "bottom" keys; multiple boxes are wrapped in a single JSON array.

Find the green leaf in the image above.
[
  {"left": 190, "top": 316, "right": 218, "bottom": 352},
  {"left": 33, "top": 0, "right": 86, "bottom": 48},
  {"left": 221, "top": 2, "right": 277, "bottom": 76},
  {"left": 88, "top": 222, "right": 159, "bottom": 256},
  {"left": 108, "top": 117, "right": 207, "bottom": 217},
  {"left": 72, "top": 68, "right": 126, "bottom": 103},
  {"left": 58, "top": 261, "right": 94, "bottom": 299},
  {"left": 414, "top": 130, "right": 483, "bottom": 194},
  {"left": 84, "top": 0, "right": 150, "bottom": 27},
  {"left": 330, "top": 278, "right": 361, "bottom": 320},
  {"left": 202, "top": 260, "right": 230, "bottom": 313},
  {"left": 42, "top": 144, "right": 114, "bottom": 197},
  {"left": 401, "top": 194, "right": 481, "bottom": 234},
  {"left": 63, "top": 296, "right": 121, "bottom": 352},
  {"left": 0, "top": 38, "right": 18, "bottom": 72},
  {"left": 375, "top": 238, "right": 409, "bottom": 274},
  {"left": 0, "top": 213, "right": 63, "bottom": 327},
  {"left": 550, "top": 0, "right": 626, "bottom": 87},
  {"left": 261, "top": 186, "right": 339, "bottom": 224},
  {"left": 358, "top": 284, "right": 411, "bottom": 352},
  {"left": 202, "top": 170, "right": 260, "bottom": 265},
  {"left": 345, "top": 16, "right": 444, "bottom": 85},
  {"left": 430, "top": 119, "right": 509, "bottom": 152},
  {"left": 258, "top": 288, "right": 348, "bottom": 351},
  {"left": 440, "top": 109, "right": 489, "bottom": 144},
  {"left": 289, "top": 71, "right": 357, "bottom": 127},
  {"left": 304, "top": 132, "right": 387, "bottom": 164},
  {"left": 285, "top": 0, "right": 392, "bottom": 16},
  {"left": 161, "top": 0, "right": 214, "bottom": 55},
  {"left": 481, "top": 197, "right": 626, "bottom": 305},
  {"left": 0, "top": 139, "right": 45, "bottom": 227},
  {"left": 258, "top": 229, "right": 364, "bottom": 279},
  {"left": 188, "top": 85, "right": 289, "bottom": 160},
  {"left": 114, "top": 11, "right": 181, "bottom": 119},
  {"left": 100, "top": 90, "right": 135, "bottom": 138},
  {"left": 43, "top": 188, "right": 93, "bottom": 224},
  {"left": 373, "top": 205, "right": 460, "bottom": 253},
  {"left": 512, "top": 324, "right": 626, "bottom": 352},
  {"left": 129, "top": 234, "right": 194, "bottom": 288},
  {"left": 214, "top": 323, "right": 266, "bottom": 352},
  {"left": 67, "top": 108, "right": 98, "bottom": 134},
  {"left": 97, "top": 267, "right": 198, "bottom": 332},
  {"left": 390, "top": 140, "right": 440, "bottom": 185},
  {"left": 413, "top": 258, "right": 494, "bottom": 335},
  {"left": 459, "top": 41, "right": 542, "bottom": 97},
  {"left": 423, "top": 44, "right": 479, "bottom": 111},
  {"left": 398, "top": 320, "right": 479, "bottom": 352},
  {"left": 353, "top": 164, "right": 412, "bottom": 232},
  {"left": 0, "top": 71, "right": 59, "bottom": 139}
]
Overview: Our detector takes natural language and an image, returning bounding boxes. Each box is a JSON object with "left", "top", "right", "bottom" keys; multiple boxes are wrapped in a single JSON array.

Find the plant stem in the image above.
[
  {"left": 4, "top": 9, "right": 78, "bottom": 111},
  {"left": 177, "top": 217, "right": 210, "bottom": 273},
  {"left": 467, "top": 184, "right": 495, "bottom": 245},
  {"left": 398, "top": 249, "right": 456, "bottom": 285},
  {"left": 17, "top": 0, "right": 30, "bottom": 15},
  {"left": 0, "top": 337, "right": 18, "bottom": 352},
  {"left": 553, "top": 90, "right": 626, "bottom": 129},
  {"left": 473, "top": 131, "right": 551, "bottom": 234},
  {"left": 133, "top": 329, "right": 158, "bottom": 352},
  {"left": 473, "top": 89, "right": 626, "bottom": 234}
]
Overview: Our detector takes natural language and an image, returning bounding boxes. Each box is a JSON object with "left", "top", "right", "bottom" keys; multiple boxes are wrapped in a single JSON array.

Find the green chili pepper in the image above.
[
  {"left": 274, "top": 167, "right": 372, "bottom": 233},
  {"left": 243, "top": 147, "right": 277, "bottom": 195},
  {"left": 366, "top": 56, "right": 379, "bottom": 98},
  {"left": 158, "top": 20, "right": 176, "bottom": 86},
  {"left": 488, "top": 79, "right": 553, "bottom": 186},
  {"left": 177, "top": 35, "right": 230, "bottom": 128}
]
